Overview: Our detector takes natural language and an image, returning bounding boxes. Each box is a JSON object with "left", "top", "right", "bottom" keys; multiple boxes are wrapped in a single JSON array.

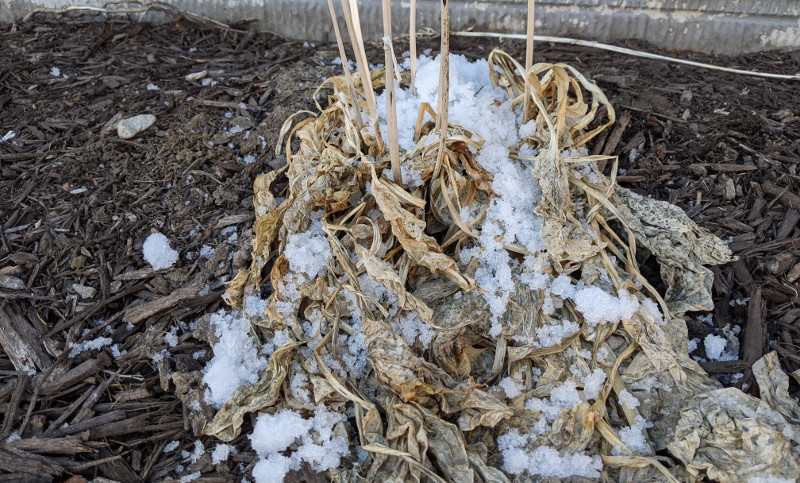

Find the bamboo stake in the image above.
[
  {"left": 340, "top": 0, "right": 385, "bottom": 151},
  {"left": 523, "top": 0, "right": 535, "bottom": 123},
  {"left": 382, "top": 0, "right": 402, "bottom": 184},
  {"left": 433, "top": 0, "right": 449, "bottom": 178},
  {"left": 326, "top": 0, "right": 365, "bottom": 130},
  {"left": 409, "top": 0, "right": 418, "bottom": 96}
]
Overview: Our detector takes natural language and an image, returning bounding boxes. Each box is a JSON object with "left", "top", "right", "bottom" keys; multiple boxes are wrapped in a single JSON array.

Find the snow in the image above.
[
  {"left": 573, "top": 287, "right": 639, "bottom": 329},
  {"left": 164, "top": 325, "right": 179, "bottom": 347},
  {"left": 249, "top": 406, "right": 348, "bottom": 482},
  {"left": 641, "top": 298, "right": 666, "bottom": 325},
  {"left": 68, "top": 337, "right": 112, "bottom": 357},
  {"left": 581, "top": 368, "right": 606, "bottom": 400},
  {"left": 146, "top": 83, "right": 160, "bottom": 91},
  {"left": 498, "top": 429, "right": 602, "bottom": 478},
  {"left": 498, "top": 375, "right": 525, "bottom": 399},
  {"left": 202, "top": 310, "right": 268, "bottom": 408},
  {"left": 704, "top": 333, "right": 736, "bottom": 361},
  {"left": 211, "top": 444, "right": 235, "bottom": 464},
  {"left": 179, "top": 472, "right": 200, "bottom": 483},
  {"left": 284, "top": 211, "right": 331, "bottom": 279},
  {"left": 613, "top": 416, "right": 653, "bottom": 455},
  {"left": 1, "top": 131, "right": 16, "bottom": 142},
  {"left": 244, "top": 295, "right": 269, "bottom": 319},
  {"left": 182, "top": 439, "right": 204, "bottom": 463},
  {"left": 618, "top": 389, "right": 640, "bottom": 409},
  {"left": 393, "top": 311, "right": 435, "bottom": 348},
  {"left": 142, "top": 232, "right": 179, "bottom": 270},
  {"left": 526, "top": 381, "right": 582, "bottom": 422},
  {"left": 748, "top": 477, "right": 796, "bottom": 483},
  {"left": 532, "top": 319, "right": 580, "bottom": 348},
  {"left": 199, "top": 245, "right": 215, "bottom": 259},
  {"left": 50, "top": 66, "right": 60, "bottom": 77}
]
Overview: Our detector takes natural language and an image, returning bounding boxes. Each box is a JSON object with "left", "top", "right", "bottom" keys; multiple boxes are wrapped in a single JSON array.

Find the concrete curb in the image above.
[{"left": 2, "top": 0, "right": 799, "bottom": 55}]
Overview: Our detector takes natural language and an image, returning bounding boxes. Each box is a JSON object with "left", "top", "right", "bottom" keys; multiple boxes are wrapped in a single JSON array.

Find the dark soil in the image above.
[{"left": 0, "top": 12, "right": 798, "bottom": 482}]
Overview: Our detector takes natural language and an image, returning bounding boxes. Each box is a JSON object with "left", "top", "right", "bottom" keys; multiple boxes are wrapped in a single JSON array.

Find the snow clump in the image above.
[{"left": 143, "top": 232, "right": 179, "bottom": 270}]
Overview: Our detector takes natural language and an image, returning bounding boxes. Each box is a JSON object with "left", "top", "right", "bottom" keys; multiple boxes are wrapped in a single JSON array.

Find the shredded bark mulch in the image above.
[{"left": 0, "top": 13, "right": 798, "bottom": 482}]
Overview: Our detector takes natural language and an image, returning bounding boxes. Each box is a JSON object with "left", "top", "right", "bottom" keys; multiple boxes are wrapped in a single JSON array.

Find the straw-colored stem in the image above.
[
  {"left": 409, "top": 0, "right": 417, "bottom": 96},
  {"left": 453, "top": 30, "right": 800, "bottom": 81},
  {"left": 433, "top": 0, "right": 449, "bottom": 178},
  {"left": 326, "top": 0, "right": 365, "bottom": 130},
  {"left": 523, "top": 0, "right": 535, "bottom": 123},
  {"left": 341, "top": 0, "right": 384, "bottom": 151},
  {"left": 382, "top": 0, "right": 402, "bottom": 184}
]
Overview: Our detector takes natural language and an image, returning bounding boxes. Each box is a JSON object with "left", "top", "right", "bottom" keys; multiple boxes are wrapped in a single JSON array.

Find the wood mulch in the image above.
[{"left": 0, "top": 12, "right": 798, "bottom": 482}]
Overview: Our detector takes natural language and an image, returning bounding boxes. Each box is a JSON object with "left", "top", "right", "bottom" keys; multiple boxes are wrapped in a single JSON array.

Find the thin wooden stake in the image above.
[
  {"left": 523, "top": 0, "right": 535, "bottom": 123},
  {"left": 326, "top": 0, "right": 365, "bottom": 130},
  {"left": 433, "top": 0, "right": 449, "bottom": 178},
  {"left": 341, "top": 0, "right": 384, "bottom": 151},
  {"left": 382, "top": 0, "right": 402, "bottom": 184},
  {"left": 409, "top": 0, "right": 418, "bottom": 96}
]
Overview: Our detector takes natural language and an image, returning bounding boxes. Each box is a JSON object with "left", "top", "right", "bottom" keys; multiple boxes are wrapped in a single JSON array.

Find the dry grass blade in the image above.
[
  {"left": 409, "top": 0, "right": 418, "bottom": 96},
  {"left": 326, "top": 0, "right": 365, "bottom": 130},
  {"left": 382, "top": 0, "right": 402, "bottom": 184},
  {"left": 341, "top": 0, "right": 384, "bottom": 153},
  {"left": 523, "top": 0, "right": 535, "bottom": 123},
  {"left": 433, "top": 0, "right": 450, "bottom": 179}
]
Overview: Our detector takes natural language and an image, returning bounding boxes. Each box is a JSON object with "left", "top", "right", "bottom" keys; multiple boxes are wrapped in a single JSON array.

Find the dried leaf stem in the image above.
[
  {"left": 454, "top": 31, "right": 800, "bottom": 81},
  {"left": 382, "top": 0, "right": 402, "bottom": 184},
  {"left": 341, "top": 0, "right": 384, "bottom": 151},
  {"left": 433, "top": 0, "right": 449, "bottom": 178},
  {"left": 523, "top": 0, "right": 535, "bottom": 123},
  {"left": 326, "top": 0, "right": 365, "bottom": 129},
  {"left": 409, "top": 0, "right": 418, "bottom": 96}
]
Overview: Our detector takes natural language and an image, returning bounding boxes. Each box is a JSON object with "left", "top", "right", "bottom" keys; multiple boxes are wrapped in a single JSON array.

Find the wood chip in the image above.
[
  {"left": 5, "top": 435, "right": 96, "bottom": 455},
  {"left": 122, "top": 286, "right": 203, "bottom": 324},
  {"left": 40, "top": 353, "right": 111, "bottom": 396},
  {"left": 0, "top": 304, "right": 53, "bottom": 372}
]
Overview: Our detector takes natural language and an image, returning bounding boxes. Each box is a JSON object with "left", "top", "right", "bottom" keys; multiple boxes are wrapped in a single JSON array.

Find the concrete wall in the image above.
[{"left": 2, "top": 0, "right": 799, "bottom": 55}]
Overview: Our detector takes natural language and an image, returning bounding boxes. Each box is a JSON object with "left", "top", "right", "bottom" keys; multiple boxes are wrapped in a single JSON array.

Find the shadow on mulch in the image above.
[{"left": 0, "top": 12, "right": 798, "bottom": 482}]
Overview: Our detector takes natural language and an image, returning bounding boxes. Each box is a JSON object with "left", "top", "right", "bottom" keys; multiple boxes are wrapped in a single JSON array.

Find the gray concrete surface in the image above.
[{"left": 2, "top": 0, "right": 799, "bottom": 55}]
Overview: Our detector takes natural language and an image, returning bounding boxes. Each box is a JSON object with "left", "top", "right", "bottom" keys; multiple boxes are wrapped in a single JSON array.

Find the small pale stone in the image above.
[
  {"left": 117, "top": 114, "right": 156, "bottom": 139},
  {"left": 73, "top": 284, "right": 97, "bottom": 299},
  {"left": 0, "top": 275, "right": 25, "bottom": 290}
]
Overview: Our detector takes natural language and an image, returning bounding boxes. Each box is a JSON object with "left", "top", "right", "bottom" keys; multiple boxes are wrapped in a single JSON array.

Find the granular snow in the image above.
[
  {"left": 581, "top": 368, "right": 606, "bottom": 400},
  {"left": 572, "top": 287, "right": 639, "bottom": 329},
  {"left": 498, "top": 428, "right": 602, "bottom": 478},
  {"left": 498, "top": 375, "right": 525, "bottom": 399},
  {"left": 142, "top": 232, "right": 179, "bottom": 270},
  {"left": 67, "top": 337, "right": 113, "bottom": 357},
  {"left": 179, "top": 472, "right": 200, "bottom": 483},
  {"left": 202, "top": 311, "right": 268, "bottom": 408},
  {"left": 704, "top": 333, "right": 737, "bottom": 361},
  {"left": 284, "top": 211, "right": 331, "bottom": 279},
  {"left": 613, "top": 416, "right": 653, "bottom": 455},
  {"left": 249, "top": 406, "right": 348, "bottom": 482},
  {"left": 618, "top": 389, "right": 640, "bottom": 409},
  {"left": 199, "top": 245, "right": 215, "bottom": 259},
  {"left": 211, "top": 443, "right": 235, "bottom": 464}
]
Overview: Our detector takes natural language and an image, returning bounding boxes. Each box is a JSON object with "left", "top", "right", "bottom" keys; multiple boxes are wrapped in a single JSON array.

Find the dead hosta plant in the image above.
[{"left": 202, "top": 4, "right": 800, "bottom": 482}]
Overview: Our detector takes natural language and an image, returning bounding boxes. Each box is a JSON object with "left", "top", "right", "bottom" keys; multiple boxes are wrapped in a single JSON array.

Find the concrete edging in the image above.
[{"left": 2, "top": 0, "right": 799, "bottom": 55}]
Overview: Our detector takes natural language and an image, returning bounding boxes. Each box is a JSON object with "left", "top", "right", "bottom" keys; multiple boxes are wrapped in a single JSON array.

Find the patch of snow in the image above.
[
  {"left": 143, "top": 232, "right": 179, "bottom": 270},
  {"left": 202, "top": 310, "right": 268, "bottom": 408}
]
